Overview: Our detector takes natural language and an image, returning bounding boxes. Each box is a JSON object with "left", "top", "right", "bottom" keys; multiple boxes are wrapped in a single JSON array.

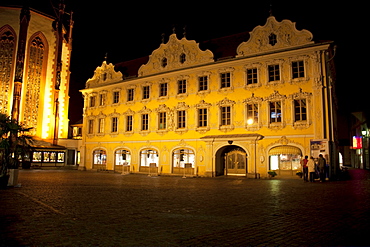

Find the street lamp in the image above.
[{"left": 362, "top": 128, "right": 367, "bottom": 137}]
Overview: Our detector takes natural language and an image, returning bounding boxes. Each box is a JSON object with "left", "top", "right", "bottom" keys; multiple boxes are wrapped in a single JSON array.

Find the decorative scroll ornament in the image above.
[
  {"left": 138, "top": 34, "right": 214, "bottom": 76},
  {"left": 237, "top": 16, "right": 313, "bottom": 56},
  {"left": 86, "top": 61, "right": 123, "bottom": 88}
]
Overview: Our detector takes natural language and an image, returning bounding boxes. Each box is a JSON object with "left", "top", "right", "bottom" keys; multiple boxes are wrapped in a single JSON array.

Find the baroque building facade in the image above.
[
  {"left": 80, "top": 16, "right": 338, "bottom": 178},
  {"left": 0, "top": 4, "right": 75, "bottom": 167}
]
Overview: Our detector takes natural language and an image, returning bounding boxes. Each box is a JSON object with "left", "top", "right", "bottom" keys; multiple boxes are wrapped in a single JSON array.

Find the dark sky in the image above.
[{"left": 3, "top": 1, "right": 365, "bottom": 123}]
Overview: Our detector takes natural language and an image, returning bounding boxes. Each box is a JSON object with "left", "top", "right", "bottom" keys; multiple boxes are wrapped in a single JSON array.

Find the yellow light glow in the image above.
[{"left": 247, "top": 118, "right": 254, "bottom": 125}]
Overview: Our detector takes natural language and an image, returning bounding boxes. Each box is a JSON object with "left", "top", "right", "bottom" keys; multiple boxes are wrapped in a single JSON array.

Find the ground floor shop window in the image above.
[
  {"left": 93, "top": 149, "right": 106, "bottom": 170},
  {"left": 172, "top": 148, "right": 195, "bottom": 174},
  {"left": 31, "top": 150, "right": 65, "bottom": 165},
  {"left": 269, "top": 145, "right": 302, "bottom": 175},
  {"left": 140, "top": 149, "right": 159, "bottom": 173},
  {"left": 115, "top": 149, "right": 131, "bottom": 173}
]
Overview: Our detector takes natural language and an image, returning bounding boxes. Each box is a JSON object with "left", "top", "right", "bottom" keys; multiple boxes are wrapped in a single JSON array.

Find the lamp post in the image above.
[{"left": 362, "top": 128, "right": 368, "bottom": 169}]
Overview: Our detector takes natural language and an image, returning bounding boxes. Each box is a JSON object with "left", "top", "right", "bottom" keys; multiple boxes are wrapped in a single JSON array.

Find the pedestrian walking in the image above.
[
  {"left": 318, "top": 154, "right": 326, "bottom": 182},
  {"left": 307, "top": 156, "right": 315, "bottom": 182},
  {"left": 301, "top": 155, "right": 309, "bottom": 182}
]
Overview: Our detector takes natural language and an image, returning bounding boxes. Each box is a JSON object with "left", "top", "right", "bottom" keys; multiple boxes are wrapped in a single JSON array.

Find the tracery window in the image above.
[
  {"left": 0, "top": 28, "right": 16, "bottom": 114},
  {"left": 24, "top": 35, "right": 46, "bottom": 132}
]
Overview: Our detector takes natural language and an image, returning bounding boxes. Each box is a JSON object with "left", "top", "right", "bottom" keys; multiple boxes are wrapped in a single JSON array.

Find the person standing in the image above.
[
  {"left": 301, "top": 155, "right": 309, "bottom": 182},
  {"left": 307, "top": 157, "right": 315, "bottom": 182},
  {"left": 318, "top": 154, "right": 326, "bottom": 182}
]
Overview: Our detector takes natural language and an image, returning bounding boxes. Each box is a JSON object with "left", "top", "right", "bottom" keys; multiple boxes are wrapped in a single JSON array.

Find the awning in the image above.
[{"left": 269, "top": 146, "right": 302, "bottom": 155}]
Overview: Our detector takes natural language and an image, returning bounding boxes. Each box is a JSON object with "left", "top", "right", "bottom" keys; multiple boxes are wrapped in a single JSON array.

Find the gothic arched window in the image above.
[
  {"left": 0, "top": 27, "right": 16, "bottom": 114},
  {"left": 24, "top": 34, "right": 47, "bottom": 132}
]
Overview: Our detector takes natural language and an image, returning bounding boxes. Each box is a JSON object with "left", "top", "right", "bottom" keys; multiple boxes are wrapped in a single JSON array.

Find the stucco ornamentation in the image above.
[
  {"left": 86, "top": 61, "right": 123, "bottom": 88},
  {"left": 138, "top": 34, "right": 214, "bottom": 76},
  {"left": 237, "top": 16, "right": 313, "bottom": 56}
]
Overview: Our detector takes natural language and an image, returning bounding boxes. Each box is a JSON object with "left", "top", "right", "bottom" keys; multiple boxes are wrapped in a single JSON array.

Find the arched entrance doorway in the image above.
[{"left": 215, "top": 145, "right": 247, "bottom": 176}]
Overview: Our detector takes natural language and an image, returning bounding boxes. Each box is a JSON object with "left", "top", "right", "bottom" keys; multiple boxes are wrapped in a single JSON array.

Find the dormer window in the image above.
[
  {"left": 269, "top": 33, "right": 277, "bottom": 46},
  {"left": 180, "top": 53, "right": 186, "bottom": 64},
  {"left": 161, "top": 57, "right": 167, "bottom": 68}
]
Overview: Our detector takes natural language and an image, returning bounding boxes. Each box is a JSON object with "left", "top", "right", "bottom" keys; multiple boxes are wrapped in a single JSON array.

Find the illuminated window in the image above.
[
  {"left": 221, "top": 106, "right": 231, "bottom": 126},
  {"left": 270, "top": 101, "right": 282, "bottom": 123},
  {"left": 292, "top": 61, "right": 305, "bottom": 79},
  {"left": 93, "top": 150, "right": 106, "bottom": 165},
  {"left": 57, "top": 153, "right": 64, "bottom": 162},
  {"left": 294, "top": 99, "right": 307, "bottom": 121},
  {"left": 246, "top": 68, "right": 258, "bottom": 85},
  {"left": 158, "top": 112, "right": 166, "bottom": 130},
  {"left": 173, "top": 149, "right": 195, "bottom": 169},
  {"left": 220, "top": 72, "right": 231, "bottom": 88},
  {"left": 50, "top": 152, "right": 56, "bottom": 162},
  {"left": 44, "top": 152, "right": 50, "bottom": 162},
  {"left": 178, "top": 79, "right": 187, "bottom": 94},
  {"left": 246, "top": 103, "right": 258, "bottom": 124},
  {"left": 32, "top": 152, "right": 42, "bottom": 162},
  {"left": 268, "top": 64, "right": 280, "bottom": 82},
  {"left": 140, "top": 149, "right": 158, "bottom": 167},
  {"left": 115, "top": 149, "right": 131, "bottom": 166},
  {"left": 198, "top": 76, "right": 208, "bottom": 91}
]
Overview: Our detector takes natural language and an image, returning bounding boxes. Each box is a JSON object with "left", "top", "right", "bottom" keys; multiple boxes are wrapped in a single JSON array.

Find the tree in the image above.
[{"left": 0, "top": 113, "right": 33, "bottom": 185}]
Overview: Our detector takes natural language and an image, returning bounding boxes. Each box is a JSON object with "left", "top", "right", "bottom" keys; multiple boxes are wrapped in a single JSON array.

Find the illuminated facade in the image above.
[
  {"left": 80, "top": 16, "right": 338, "bottom": 178},
  {"left": 0, "top": 5, "right": 74, "bottom": 167}
]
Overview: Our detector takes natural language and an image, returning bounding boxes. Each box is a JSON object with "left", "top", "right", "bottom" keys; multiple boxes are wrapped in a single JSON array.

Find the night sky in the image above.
[{"left": 2, "top": 1, "right": 366, "bottom": 123}]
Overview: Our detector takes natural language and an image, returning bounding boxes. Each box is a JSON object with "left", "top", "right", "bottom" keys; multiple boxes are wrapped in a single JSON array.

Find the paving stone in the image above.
[{"left": 0, "top": 169, "right": 370, "bottom": 246}]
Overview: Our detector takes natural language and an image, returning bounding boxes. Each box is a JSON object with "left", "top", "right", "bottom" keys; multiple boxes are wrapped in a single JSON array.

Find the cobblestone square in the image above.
[{"left": 1, "top": 169, "right": 370, "bottom": 246}]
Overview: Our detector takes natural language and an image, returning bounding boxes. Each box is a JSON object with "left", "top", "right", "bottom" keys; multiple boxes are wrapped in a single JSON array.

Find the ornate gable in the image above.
[
  {"left": 86, "top": 61, "right": 123, "bottom": 88},
  {"left": 138, "top": 34, "right": 214, "bottom": 77},
  {"left": 237, "top": 16, "right": 313, "bottom": 56}
]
